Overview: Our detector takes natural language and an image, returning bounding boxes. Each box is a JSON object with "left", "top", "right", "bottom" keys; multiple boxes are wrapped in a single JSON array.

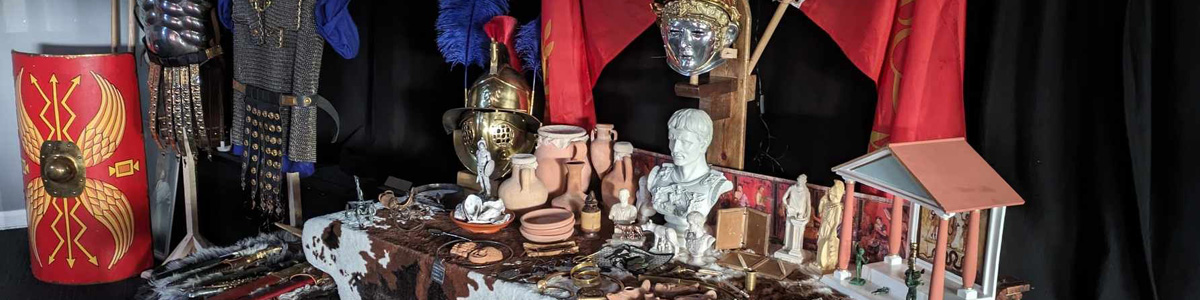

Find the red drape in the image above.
[
  {"left": 800, "top": 0, "right": 966, "bottom": 149},
  {"left": 541, "top": 0, "right": 655, "bottom": 130}
]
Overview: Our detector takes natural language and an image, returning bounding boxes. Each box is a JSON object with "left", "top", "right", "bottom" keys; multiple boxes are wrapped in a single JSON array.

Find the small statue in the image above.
[
  {"left": 609, "top": 189, "right": 646, "bottom": 246},
  {"left": 646, "top": 109, "right": 733, "bottom": 235},
  {"left": 677, "top": 211, "right": 719, "bottom": 267},
  {"left": 636, "top": 176, "right": 656, "bottom": 225},
  {"left": 905, "top": 243, "right": 925, "bottom": 300},
  {"left": 816, "top": 180, "right": 846, "bottom": 273},
  {"left": 475, "top": 139, "right": 495, "bottom": 196},
  {"left": 849, "top": 242, "right": 867, "bottom": 286},
  {"left": 646, "top": 223, "right": 679, "bottom": 255},
  {"left": 774, "top": 174, "right": 812, "bottom": 265},
  {"left": 610, "top": 189, "right": 638, "bottom": 224}
]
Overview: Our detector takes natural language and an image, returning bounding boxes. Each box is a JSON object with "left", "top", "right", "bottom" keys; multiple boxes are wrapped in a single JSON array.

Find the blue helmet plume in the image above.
[
  {"left": 436, "top": 0, "right": 509, "bottom": 68},
  {"left": 515, "top": 16, "right": 541, "bottom": 75}
]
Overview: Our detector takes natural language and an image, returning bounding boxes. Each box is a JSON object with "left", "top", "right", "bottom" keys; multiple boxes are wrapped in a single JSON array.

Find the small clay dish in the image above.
[
  {"left": 521, "top": 226, "right": 574, "bottom": 243},
  {"left": 522, "top": 221, "right": 574, "bottom": 236},
  {"left": 520, "top": 208, "right": 574, "bottom": 230},
  {"left": 451, "top": 210, "right": 514, "bottom": 234}
]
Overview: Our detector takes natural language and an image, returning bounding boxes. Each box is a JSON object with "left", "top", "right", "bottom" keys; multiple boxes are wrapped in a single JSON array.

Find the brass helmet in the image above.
[{"left": 442, "top": 41, "right": 541, "bottom": 179}]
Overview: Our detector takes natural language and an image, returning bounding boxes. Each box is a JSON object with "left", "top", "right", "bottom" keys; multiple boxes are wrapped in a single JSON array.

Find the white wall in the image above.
[{"left": 0, "top": 0, "right": 140, "bottom": 229}]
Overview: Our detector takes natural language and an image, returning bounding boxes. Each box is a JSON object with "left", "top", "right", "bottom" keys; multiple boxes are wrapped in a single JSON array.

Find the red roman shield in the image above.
[{"left": 11, "top": 51, "right": 151, "bottom": 284}]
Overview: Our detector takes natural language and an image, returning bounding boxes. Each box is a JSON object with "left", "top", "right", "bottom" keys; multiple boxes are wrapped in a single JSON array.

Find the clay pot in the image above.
[
  {"left": 498, "top": 154, "right": 548, "bottom": 215},
  {"left": 601, "top": 142, "right": 637, "bottom": 209},
  {"left": 535, "top": 125, "right": 591, "bottom": 197},
  {"left": 550, "top": 161, "right": 588, "bottom": 219},
  {"left": 590, "top": 124, "right": 618, "bottom": 177}
]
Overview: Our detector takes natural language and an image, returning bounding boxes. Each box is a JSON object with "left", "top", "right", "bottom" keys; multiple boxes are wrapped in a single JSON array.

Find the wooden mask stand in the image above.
[{"left": 674, "top": 0, "right": 794, "bottom": 170}]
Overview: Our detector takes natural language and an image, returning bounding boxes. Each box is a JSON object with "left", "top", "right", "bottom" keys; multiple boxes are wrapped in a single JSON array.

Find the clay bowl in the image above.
[
  {"left": 451, "top": 210, "right": 515, "bottom": 234},
  {"left": 520, "top": 208, "right": 574, "bottom": 230},
  {"left": 520, "top": 226, "right": 574, "bottom": 243},
  {"left": 520, "top": 221, "right": 573, "bottom": 236}
]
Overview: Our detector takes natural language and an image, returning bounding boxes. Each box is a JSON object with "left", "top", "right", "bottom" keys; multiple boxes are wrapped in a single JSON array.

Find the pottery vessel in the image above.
[
  {"left": 601, "top": 142, "right": 637, "bottom": 209},
  {"left": 498, "top": 154, "right": 548, "bottom": 215},
  {"left": 590, "top": 124, "right": 618, "bottom": 177},
  {"left": 550, "top": 161, "right": 588, "bottom": 219},
  {"left": 520, "top": 207, "right": 577, "bottom": 243},
  {"left": 521, "top": 208, "right": 575, "bottom": 230},
  {"left": 451, "top": 210, "right": 514, "bottom": 234},
  {"left": 535, "top": 125, "right": 591, "bottom": 197},
  {"left": 520, "top": 226, "right": 574, "bottom": 243}
]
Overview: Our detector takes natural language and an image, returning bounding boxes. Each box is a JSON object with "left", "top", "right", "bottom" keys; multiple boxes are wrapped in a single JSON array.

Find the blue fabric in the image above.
[
  {"left": 219, "top": 0, "right": 233, "bottom": 30},
  {"left": 283, "top": 157, "right": 316, "bottom": 177},
  {"left": 316, "top": 0, "right": 360, "bottom": 59}
]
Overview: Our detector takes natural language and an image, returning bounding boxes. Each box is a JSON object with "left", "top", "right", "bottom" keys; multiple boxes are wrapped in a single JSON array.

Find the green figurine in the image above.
[
  {"left": 849, "top": 242, "right": 867, "bottom": 286},
  {"left": 904, "top": 243, "right": 925, "bottom": 300}
]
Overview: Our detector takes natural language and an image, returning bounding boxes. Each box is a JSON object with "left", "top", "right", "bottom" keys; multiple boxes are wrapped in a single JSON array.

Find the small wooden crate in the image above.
[{"left": 715, "top": 207, "right": 771, "bottom": 255}]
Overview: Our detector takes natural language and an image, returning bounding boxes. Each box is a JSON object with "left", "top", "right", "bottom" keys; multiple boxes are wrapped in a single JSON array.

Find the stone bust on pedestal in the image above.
[{"left": 643, "top": 109, "right": 733, "bottom": 235}]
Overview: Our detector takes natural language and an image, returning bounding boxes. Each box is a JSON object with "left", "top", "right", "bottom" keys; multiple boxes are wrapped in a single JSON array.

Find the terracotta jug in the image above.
[
  {"left": 498, "top": 154, "right": 548, "bottom": 215},
  {"left": 550, "top": 161, "right": 588, "bottom": 219},
  {"left": 601, "top": 142, "right": 637, "bottom": 209},
  {"left": 535, "top": 125, "right": 591, "bottom": 198},
  {"left": 589, "top": 124, "right": 618, "bottom": 177}
]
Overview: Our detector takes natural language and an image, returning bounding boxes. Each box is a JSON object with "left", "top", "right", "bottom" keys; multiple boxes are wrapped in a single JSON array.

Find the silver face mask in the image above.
[
  {"left": 139, "top": 0, "right": 214, "bottom": 57},
  {"left": 661, "top": 19, "right": 738, "bottom": 77}
]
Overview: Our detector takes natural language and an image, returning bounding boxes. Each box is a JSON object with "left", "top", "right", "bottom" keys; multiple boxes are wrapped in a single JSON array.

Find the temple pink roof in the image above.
[{"left": 832, "top": 138, "right": 1025, "bottom": 214}]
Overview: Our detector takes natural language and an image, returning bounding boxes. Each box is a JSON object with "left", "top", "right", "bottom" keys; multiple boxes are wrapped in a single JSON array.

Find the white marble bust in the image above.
[
  {"left": 678, "top": 211, "right": 718, "bottom": 266},
  {"left": 609, "top": 189, "right": 637, "bottom": 224},
  {"left": 645, "top": 109, "right": 733, "bottom": 233}
]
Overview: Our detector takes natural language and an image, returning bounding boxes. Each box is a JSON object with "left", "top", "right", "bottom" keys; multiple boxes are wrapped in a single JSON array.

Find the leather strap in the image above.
[
  {"left": 145, "top": 46, "right": 222, "bottom": 67},
  {"left": 233, "top": 80, "right": 342, "bottom": 142}
]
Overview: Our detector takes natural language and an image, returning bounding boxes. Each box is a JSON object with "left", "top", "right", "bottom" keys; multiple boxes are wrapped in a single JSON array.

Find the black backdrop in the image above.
[{"left": 187, "top": 0, "right": 1191, "bottom": 299}]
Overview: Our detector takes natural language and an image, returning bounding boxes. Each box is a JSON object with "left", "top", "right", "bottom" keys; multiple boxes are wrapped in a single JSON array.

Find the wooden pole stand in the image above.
[{"left": 165, "top": 149, "right": 211, "bottom": 262}]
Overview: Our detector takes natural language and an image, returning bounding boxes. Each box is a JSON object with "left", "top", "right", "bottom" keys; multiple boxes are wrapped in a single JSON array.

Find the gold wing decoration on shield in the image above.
[
  {"left": 80, "top": 179, "right": 134, "bottom": 268},
  {"left": 25, "top": 180, "right": 50, "bottom": 266},
  {"left": 16, "top": 68, "right": 51, "bottom": 266},
  {"left": 72, "top": 71, "right": 134, "bottom": 268},
  {"left": 78, "top": 71, "right": 126, "bottom": 167},
  {"left": 15, "top": 69, "right": 43, "bottom": 164}
]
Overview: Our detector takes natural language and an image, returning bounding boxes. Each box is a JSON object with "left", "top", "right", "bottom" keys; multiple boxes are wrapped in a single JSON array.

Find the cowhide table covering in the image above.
[{"left": 304, "top": 208, "right": 849, "bottom": 300}]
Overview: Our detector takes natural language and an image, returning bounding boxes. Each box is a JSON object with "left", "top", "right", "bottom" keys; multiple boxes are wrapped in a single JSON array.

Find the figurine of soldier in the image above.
[
  {"left": 849, "top": 242, "right": 867, "bottom": 286},
  {"left": 475, "top": 139, "right": 494, "bottom": 196},
  {"left": 905, "top": 243, "right": 925, "bottom": 300}
]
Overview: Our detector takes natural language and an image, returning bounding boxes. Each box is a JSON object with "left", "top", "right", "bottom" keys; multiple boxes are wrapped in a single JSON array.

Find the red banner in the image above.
[
  {"left": 800, "top": 0, "right": 966, "bottom": 149},
  {"left": 541, "top": 0, "right": 655, "bottom": 129},
  {"left": 12, "top": 52, "right": 152, "bottom": 284}
]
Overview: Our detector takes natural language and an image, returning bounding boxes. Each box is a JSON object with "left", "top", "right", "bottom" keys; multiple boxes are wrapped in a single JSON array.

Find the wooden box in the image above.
[{"left": 715, "top": 207, "right": 771, "bottom": 255}]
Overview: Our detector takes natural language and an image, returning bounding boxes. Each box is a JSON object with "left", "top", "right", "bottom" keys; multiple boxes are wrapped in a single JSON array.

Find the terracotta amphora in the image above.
[
  {"left": 601, "top": 142, "right": 637, "bottom": 209},
  {"left": 590, "top": 124, "right": 618, "bottom": 177},
  {"left": 535, "top": 125, "right": 591, "bottom": 198},
  {"left": 498, "top": 154, "right": 548, "bottom": 215},
  {"left": 550, "top": 161, "right": 588, "bottom": 220}
]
